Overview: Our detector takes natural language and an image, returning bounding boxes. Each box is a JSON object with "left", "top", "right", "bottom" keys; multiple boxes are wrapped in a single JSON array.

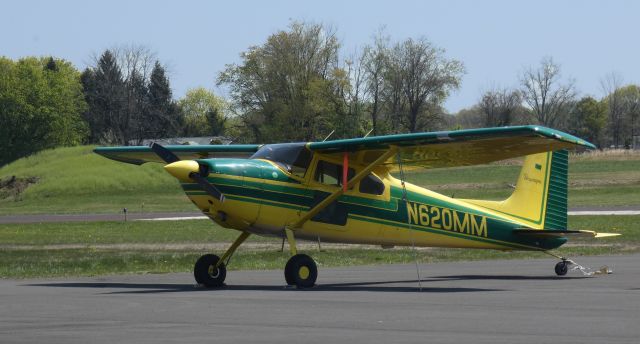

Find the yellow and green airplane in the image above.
[{"left": 95, "top": 125, "right": 618, "bottom": 288}]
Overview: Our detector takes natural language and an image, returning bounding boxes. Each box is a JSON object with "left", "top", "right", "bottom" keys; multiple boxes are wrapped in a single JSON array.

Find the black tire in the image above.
[
  {"left": 194, "top": 254, "right": 226, "bottom": 287},
  {"left": 284, "top": 258, "right": 296, "bottom": 286},
  {"left": 555, "top": 261, "right": 569, "bottom": 276},
  {"left": 284, "top": 254, "right": 317, "bottom": 289}
]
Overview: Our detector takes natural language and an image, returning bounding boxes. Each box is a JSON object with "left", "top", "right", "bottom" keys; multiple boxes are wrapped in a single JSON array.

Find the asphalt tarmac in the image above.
[{"left": 1, "top": 255, "right": 639, "bottom": 343}]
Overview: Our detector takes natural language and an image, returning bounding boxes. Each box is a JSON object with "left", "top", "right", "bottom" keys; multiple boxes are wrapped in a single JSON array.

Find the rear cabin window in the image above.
[
  {"left": 359, "top": 173, "right": 385, "bottom": 195},
  {"left": 314, "top": 160, "right": 354, "bottom": 188}
]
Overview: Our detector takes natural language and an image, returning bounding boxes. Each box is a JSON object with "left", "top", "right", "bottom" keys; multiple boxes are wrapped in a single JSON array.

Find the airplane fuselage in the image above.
[{"left": 180, "top": 158, "right": 566, "bottom": 252}]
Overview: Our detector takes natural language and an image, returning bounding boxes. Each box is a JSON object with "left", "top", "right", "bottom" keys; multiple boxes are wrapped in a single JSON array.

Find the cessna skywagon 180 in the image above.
[{"left": 95, "top": 125, "right": 618, "bottom": 288}]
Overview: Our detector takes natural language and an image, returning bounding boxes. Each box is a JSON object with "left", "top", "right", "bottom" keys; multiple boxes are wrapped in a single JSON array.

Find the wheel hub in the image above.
[
  {"left": 208, "top": 265, "right": 219, "bottom": 278},
  {"left": 298, "top": 266, "right": 310, "bottom": 279}
]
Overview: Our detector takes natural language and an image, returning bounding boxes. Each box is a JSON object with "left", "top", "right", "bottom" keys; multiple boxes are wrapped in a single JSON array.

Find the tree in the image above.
[
  {"left": 81, "top": 50, "right": 126, "bottom": 144},
  {"left": 615, "top": 85, "right": 640, "bottom": 148},
  {"left": 0, "top": 56, "right": 87, "bottom": 165},
  {"left": 520, "top": 57, "right": 576, "bottom": 128},
  {"left": 600, "top": 72, "right": 624, "bottom": 148},
  {"left": 374, "top": 38, "right": 464, "bottom": 133},
  {"left": 218, "top": 21, "right": 345, "bottom": 142},
  {"left": 362, "top": 32, "right": 390, "bottom": 135},
  {"left": 82, "top": 47, "right": 179, "bottom": 144},
  {"left": 567, "top": 97, "right": 607, "bottom": 147},
  {"left": 334, "top": 51, "right": 367, "bottom": 139},
  {"left": 143, "top": 61, "right": 180, "bottom": 141},
  {"left": 178, "top": 87, "right": 227, "bottom": 137},
  {"left": 478, "top": 87, "right": 521, "bottom": 127},
  {"left": 452, "top": 106, "right": 484, "bottom": 129}
]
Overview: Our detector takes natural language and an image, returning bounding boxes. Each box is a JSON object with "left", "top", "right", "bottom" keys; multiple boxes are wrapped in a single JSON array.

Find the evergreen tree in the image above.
[
  {"left": 127, "top": 69, "right": 148, "bottom": 144},
  {"left": 82, "top": 50, "right": 127, "bottom": 144},
  {"left": 145, "top": 61, "right": 179, "bottom": 139}
]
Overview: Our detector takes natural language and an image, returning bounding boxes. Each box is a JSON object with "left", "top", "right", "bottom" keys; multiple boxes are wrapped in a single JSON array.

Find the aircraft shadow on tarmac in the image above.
[{"left": 26, "top": 275, "right": 585, "bottom": 294}]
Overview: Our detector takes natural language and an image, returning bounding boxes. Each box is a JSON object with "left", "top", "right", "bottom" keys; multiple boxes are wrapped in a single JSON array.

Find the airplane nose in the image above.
[{"left": 164, "top": 160, "right": 199, "bottom": 182}]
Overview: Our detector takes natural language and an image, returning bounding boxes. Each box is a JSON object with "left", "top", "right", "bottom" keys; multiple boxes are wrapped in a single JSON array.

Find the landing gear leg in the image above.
[
  {"left": 283, "top": 228, "right": 317, "bottom": 288},
  {"left": 194, "top": 231, "right": 250, "bottom": 288}
]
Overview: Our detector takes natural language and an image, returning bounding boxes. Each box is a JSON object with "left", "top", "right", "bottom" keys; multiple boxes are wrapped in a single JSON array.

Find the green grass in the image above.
[
  {"left": 4, "top": 246, "right": 635, "bottom": 279},
  {"left": 402, "top": 152, "right": 640, "bottom": 207},
  {"left": 0, "top": 220, "right": 274, "bottom": 245},
  {"left": 1, "top": 216, "right": 637, "bottom": 278},
  {"left": 0, "top": 146, "right": 192, "bottom": 215},
  {"left": 1, "top": 146, "right": 639, "bottom": 215}
]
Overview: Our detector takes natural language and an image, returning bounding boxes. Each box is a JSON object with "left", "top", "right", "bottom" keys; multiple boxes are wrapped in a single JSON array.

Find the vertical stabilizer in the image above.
[{"left": 462, "top": 150, "right": 568, "bottom": 230}]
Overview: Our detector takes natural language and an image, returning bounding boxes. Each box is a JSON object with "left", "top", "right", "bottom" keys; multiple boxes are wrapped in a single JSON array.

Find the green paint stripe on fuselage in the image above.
[
  {"left": 181, "top": 175, "right": 563, "bottom": 250},
  {"left": 347, "top": 214, "right": 538, "bottom": 250}
]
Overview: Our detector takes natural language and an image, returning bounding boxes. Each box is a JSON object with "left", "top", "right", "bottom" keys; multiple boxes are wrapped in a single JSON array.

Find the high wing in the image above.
[
  {"left": 94, "top": 144, "right": 261, "bottom": 165},
  {"left": 308, "top": 125, "right": 596, "bottom": 169}
]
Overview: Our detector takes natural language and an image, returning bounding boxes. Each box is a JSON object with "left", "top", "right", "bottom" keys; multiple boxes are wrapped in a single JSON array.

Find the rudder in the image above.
[{"left": 462, "top": 150, "right": 568, "bottom": 230}]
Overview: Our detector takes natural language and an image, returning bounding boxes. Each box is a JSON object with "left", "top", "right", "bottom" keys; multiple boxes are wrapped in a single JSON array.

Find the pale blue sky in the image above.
[{"left": 2, "top": 0, "right": 638, "bottom": 112}]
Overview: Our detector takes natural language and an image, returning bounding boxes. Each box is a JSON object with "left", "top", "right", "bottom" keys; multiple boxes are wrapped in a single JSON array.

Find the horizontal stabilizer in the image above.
[{"left": 513, "top": 229, "right": 621, "bottom": 238}]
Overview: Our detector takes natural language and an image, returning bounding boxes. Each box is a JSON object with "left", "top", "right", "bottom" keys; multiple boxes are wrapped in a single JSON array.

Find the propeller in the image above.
[
  {"left": 149, "top": 142, "right": 225, "bottom": 202},
  {"left": 149, "top": 142, "right": 180, "bottom": 164}
]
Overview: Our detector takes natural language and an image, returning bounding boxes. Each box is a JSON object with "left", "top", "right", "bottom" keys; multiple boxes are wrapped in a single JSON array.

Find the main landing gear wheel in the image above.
[
  {"left": 194, "top": 254, "right": 226, "bottom": 287},
  {"left": 555, "top": 260, "right": 569, "bottom": 276},
  {"left": 284, "top": 254, "right": 317, "bottom": 289}
]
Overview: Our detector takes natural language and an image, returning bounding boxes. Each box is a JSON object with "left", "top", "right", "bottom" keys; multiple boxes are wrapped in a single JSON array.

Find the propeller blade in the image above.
[
  {"left": 149, "top": 142, "right": 180, "bottom": 164},
  {"left": 189, "top": 172, "right": 225, "bottom": 202},
  {"left": 151, "top": 142, "right": 225, "bottom": 203}
]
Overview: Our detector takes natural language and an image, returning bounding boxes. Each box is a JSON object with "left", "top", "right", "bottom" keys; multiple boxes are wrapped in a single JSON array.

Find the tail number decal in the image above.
[{"left": 407, "top": 202, "right": 487, "bottom": 238}]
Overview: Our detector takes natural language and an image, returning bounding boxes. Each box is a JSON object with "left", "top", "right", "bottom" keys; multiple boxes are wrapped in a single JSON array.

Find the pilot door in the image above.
[{"left": 309, "top": 159, "right": 353, "bottom": 227}]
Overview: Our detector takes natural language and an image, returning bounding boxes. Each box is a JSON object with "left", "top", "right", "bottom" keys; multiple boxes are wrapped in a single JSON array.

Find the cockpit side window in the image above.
[
  {"left": 359, "top": 173, "right": 385, "bottom": 195},
  {"left": 289, "top": 147, "right": 311, "bottom": 178},
  {"left": 314, "top": 160, "right": 355, "bottom": 188}
]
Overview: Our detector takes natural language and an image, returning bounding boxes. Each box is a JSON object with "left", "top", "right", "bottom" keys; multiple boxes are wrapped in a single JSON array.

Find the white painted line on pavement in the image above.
[
  {"left": 568, "top": 210, "right": 640, "bottom": 216},
  {"left": 137, "top": 211, "right": 640, "bottom": 221},
  {"left": 137, "top": 216, "right": 208, "bottom": 221}
]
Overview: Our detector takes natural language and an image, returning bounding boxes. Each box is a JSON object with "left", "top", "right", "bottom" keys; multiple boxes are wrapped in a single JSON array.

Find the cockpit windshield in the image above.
[{"left": 250, "top": 143, "right": 312, "bottom": 178}]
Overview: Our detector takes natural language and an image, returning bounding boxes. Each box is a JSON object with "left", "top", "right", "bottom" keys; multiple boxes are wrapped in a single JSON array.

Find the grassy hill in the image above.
[
  {"left": 1, "top": 146, "right": 639, "bottom": 215},
  {"left": 0, "top": 146, "right": 193, "bottom": 215}
]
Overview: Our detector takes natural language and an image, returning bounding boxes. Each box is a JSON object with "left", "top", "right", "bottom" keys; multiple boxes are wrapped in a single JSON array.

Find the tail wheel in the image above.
[
  {"left": 284, "top": 254, "right": 317, "bottom": 289},
  {"left": 555, "top": 261, "right": 569, "bottom": 276},
  {"left": 194, "top": 254, "right": 227, "bottom": 287}
]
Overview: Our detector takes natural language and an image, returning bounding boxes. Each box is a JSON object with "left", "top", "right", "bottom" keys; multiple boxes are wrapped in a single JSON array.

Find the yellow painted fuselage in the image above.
[{"left": 176, "top": 155, "right": 566, "bottom": 252}]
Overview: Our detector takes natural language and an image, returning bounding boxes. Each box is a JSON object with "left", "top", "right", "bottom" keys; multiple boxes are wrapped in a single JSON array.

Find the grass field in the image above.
[
  {"left": 1, "top": 146, "right": 639, "bottom": 279},
  {"left": 0, "top": 146, "right": 194, "bottom": 215},
  {"left": 402, "top": 150, "right": 640, "bottom": 207},
  {"left": 1, "top": 216, "right": 637, "bottom": 278},
  {"left": 1, "top": 146, "right": 639, "bottom": 215}
]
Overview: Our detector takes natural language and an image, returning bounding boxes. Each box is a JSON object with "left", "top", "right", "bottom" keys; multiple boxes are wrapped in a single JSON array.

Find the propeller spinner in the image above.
[{"left": 149, "top": 142, "right": 225, "bottom": 202}]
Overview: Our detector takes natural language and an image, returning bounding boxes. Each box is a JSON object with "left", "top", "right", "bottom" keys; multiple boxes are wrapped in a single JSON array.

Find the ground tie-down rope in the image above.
[{"left": 566, "top": 260, "right": 613, "bottom": 276}]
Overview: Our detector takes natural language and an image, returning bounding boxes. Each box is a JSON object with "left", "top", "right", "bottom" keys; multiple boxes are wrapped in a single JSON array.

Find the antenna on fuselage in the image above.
[
  {"left": 363, "top": 129, "right": 373, "bottom": 138},
  {"left": 322, "top": 130, "right": 335, "bottom": 142}
]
